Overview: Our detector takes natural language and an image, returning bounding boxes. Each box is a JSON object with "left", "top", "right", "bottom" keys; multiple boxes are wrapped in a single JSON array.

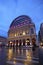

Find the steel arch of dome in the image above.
[{"left": 10, "top": 15, "right": 33, "bottom": 28}]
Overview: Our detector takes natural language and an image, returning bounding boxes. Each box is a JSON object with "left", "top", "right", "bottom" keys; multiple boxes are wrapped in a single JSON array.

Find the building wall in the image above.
[
  {"left": 8, "top": 15, "right": 37, "bottom": 46},
  {"left": 0, "top": 36, "right": 7, "bottom": 45},
  {"left": 39, "top": 23, "right": 43, "bottom": 43}
]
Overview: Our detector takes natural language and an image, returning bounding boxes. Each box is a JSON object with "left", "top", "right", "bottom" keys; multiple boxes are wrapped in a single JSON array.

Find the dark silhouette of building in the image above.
[
  {"left": 38, "top": 23, "right": 43, "bottom": 46},
  {"left": 0, "top": 36, "right": 7, "bottom": 46}
]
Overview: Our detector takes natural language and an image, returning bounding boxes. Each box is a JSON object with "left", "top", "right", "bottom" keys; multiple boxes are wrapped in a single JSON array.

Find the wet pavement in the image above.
[{"left": 0, "top": 46, "right": 39, "bottom": 65}]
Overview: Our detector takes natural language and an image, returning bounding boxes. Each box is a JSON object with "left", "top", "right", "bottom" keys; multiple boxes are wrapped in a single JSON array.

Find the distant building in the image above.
[
  {"left": 39, "top": 23, "right": 43, "bottom": 45},
  {"left": 38, "top": 23, "right": 43, "bottom": 45},
  {"left": 40, "top": 23, "right": 43, "bottom": 41},
  {"left": 8, "top": 15, "right": 37, "bottom": 46},
  {"left": 0, "top": 36, "right": 7, "bottom": 46},
  {"left": 38, "top": 30, "right": 41, "bottom": 42}
]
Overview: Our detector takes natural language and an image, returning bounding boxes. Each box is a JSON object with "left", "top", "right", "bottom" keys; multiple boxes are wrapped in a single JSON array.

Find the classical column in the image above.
[
  {"left": 19, "top": 40, "right": 22, "bottom": 46},
  {"left": 16, "top": 40, "right": 18, "bottom": 46},
  {"left": 23, "top": 39, "right": 25, "bottom": 46},
  {"left": 30, "top": 38, "right": 32, "bottom": 46},
  {"left": 18, "top": 40, "right": 19, "bottom": 46},
  {"left": 13, "top": 40, "right": 15, "bottom": 46},
  {"left": 22, "top": 41, "right": 23, "bottom": 46},
  {"left": 25, "top": 40, "right": 27, "bottom": 46},
  {"left": 15, "top": 40, "right": 16, "bottom": 46}
]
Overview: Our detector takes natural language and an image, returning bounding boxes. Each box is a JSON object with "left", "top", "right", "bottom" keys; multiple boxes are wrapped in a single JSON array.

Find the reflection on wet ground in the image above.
[
  {"left": 39, "top": 47, "right": 43, "bottom": 65},
  {"left": 0, "top": 47, "right": 39, "bottom": 65}
]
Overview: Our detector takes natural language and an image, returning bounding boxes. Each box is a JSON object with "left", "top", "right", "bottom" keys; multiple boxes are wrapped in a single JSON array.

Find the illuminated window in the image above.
[
  {"left": 10, "top": 41, "right": 12, "bottom": 44},
  {"left": 26, "top": 40, "right": 29, "bottom": 43},
  {"left": 23, "top": 32, "right": 25, "bottom": 35},
  {"left": 15, "top": 34, "right": 16, "bottom": 37}
]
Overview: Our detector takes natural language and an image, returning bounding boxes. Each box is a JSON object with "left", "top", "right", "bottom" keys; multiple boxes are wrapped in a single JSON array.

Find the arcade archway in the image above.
[
  {"left": 32, "top": 38, "right": 36, "bottom": 46},
  {"left": 26, "top": 39, "right": 30, "bottom": 46}
]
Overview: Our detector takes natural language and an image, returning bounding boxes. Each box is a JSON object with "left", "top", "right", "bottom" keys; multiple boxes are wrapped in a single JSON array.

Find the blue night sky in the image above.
[{"left": 0, "top": 0, "right": 43, "bottom": 37}]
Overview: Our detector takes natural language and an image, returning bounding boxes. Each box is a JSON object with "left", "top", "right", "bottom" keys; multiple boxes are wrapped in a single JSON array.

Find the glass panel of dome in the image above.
[{"left": 13, "top": 18, "right": 30, "bottom": 27}]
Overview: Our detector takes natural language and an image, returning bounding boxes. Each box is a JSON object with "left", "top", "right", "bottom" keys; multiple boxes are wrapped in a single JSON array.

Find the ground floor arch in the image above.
[
  {"left": 26, "top": 39, "right": 30, "bottom": 46},
  {"left": 7, "top": 37, "right": 36, "bottom": 47},
  {"left": 32, "top": 38, "right": 36, "bottom": 46}
]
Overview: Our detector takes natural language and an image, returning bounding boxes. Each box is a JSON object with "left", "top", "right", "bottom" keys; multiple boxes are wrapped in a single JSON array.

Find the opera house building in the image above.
[{"left": 8, "top": 15, "right": 37, "bottom": 47}]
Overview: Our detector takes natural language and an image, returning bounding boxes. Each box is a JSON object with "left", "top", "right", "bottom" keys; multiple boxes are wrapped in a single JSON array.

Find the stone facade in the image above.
[{"left": 8, "top": 15, "right": 37, "bottom": 46}]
